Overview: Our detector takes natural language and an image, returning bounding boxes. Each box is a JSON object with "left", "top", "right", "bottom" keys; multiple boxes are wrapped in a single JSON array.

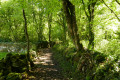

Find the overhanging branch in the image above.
[
  {"left": 102, "top": 0, "right": 120, "bottom": 21},
  {"left": 115, "top": 0, "right": 120, "bottom": 5}
]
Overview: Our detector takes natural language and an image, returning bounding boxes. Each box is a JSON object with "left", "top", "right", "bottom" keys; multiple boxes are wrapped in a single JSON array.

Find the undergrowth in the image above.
[
  {"left": 52, "top": 44, "right": 81, "bottom": 80},
  {"left": 52, "top": 43, "right": 120, "bottom": 80}
]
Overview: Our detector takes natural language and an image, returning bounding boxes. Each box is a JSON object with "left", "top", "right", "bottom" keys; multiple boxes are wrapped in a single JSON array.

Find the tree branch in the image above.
[
  {"left": 82, "top": 0, "right": 89, "bottom": 18},
  {"left": 102, "top": 0, "right": 120, "bottom": 21},
  {"left": 115, "top": 0, "right": 120, "bottom": 5}
]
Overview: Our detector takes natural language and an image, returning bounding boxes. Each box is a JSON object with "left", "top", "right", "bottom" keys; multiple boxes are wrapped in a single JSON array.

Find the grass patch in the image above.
[
  {"left": 0, "top": 52, "right": 8, "bottom": 59},
  {"left": 0, "top": 52, "right": 26, "bottom": 60}
]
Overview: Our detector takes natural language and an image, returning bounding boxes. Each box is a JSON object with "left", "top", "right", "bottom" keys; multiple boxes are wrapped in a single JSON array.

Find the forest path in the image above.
[{"left": 29, "top": 48, "right": 66, "bottom": 80}]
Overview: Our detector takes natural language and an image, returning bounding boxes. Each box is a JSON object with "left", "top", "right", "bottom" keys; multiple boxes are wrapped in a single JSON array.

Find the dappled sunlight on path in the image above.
[{"left": 29, "top": 48, "right": 65, "bottom": 80}]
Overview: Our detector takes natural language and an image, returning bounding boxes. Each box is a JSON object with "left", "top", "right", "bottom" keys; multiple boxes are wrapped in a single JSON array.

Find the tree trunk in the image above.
[
  {"left": 62, "top": 0, "right": 84, "bottom": 52},
  {"left": 82, "top": 0, "right": 96, "bottom": 50},
  {"left": 48, "top": 13, "right": 52, "bottom": 47},
  {"left": 88, "top": 0, "right": 96, "bottom": 50},
  {"left": 56, "top": 10, "right": 67, "bottom": 43},
  {"left": 23, "top": 9, "right": 34, "bottom": 69},
  {"left": 32, "top": 7, "right": 44, "bottom": 42},
  {"left": 38, "top": 9, "right": 44, "bottom": 42},
  {"left": 62, "top": 12, "right": 67, "bottom": 43}
]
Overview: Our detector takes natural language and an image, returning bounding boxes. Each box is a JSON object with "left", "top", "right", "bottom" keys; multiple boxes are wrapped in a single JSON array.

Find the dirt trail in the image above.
[{"left": 29, "top": 48, "right": 66, "bottom": 80}]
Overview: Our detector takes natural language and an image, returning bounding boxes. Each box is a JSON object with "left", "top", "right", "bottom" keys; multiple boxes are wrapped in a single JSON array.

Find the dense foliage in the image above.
[{"left": 0, "top": 0, "right": 120, "bottom": 80}]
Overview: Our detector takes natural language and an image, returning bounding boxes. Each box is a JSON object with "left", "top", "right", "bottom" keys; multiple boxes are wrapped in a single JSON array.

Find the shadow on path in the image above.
[{"left": 29, "top": 48, "right": 66, "bottom": 80}]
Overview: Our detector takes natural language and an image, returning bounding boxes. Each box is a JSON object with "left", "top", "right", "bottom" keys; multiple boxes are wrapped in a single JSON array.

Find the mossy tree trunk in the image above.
[
  {"left": 62, "top": 0, "right": 84, "bottom": 52},
  {"left": 87, "top": 0, "right": 96, "bottom": 50},
  {"left": 82, "top": 0, "right": 97, "bottom": 50}
]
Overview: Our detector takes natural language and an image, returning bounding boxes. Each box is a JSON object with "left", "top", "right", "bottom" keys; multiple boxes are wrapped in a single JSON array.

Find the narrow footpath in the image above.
[{"left": 29, "top": 48, "right": 66, "bottom": 80}]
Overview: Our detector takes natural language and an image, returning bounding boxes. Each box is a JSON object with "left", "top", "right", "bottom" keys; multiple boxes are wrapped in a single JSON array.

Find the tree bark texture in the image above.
[{"left": 62, "top": 0, "right": 84, "bottom": 51}]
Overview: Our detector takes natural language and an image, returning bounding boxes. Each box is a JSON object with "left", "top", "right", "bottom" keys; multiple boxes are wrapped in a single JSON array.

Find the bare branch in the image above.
[
  {"left": 115, "top": 0, "right": 120, "bottom": 5},
  {"left": 82, "top": 0, "right": 89, "bottom": 18},
  {"left": 102, "top": 0, "right": 120, "bottom": 21}
]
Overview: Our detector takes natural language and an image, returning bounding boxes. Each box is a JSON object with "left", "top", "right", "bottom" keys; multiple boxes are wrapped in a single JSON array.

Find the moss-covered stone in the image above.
[
  {"left": 0, "top": 59, "right": 4, "bottom": 71},
  {"left": 0, "top": 72, "right": 2, "bottom": 77},
  {"left": 0, "top": 76, "right": 5, "bottom": 80},
  {"left": 21, "top": 72, "right": 28, "bottom": 79},
  {"left": 6, "top": 73, "right": 22, "bottom": 80},
  {"left": 0, "top": 53, "right": 29, "bottom": 78},
  {"left": 5, "top": 53, "right": 12, "bottom": 61},
  {"left": 2, "top": 66, "right": 11, "bottom": 76},
  {"left": 19, "top": 54, "right": 26, "bottom": 59}
]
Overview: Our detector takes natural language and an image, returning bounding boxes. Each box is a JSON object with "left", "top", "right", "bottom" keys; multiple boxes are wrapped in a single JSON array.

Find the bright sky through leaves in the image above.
[{"left": 1, "top": 0, "right": 9, "bottom": 2}]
